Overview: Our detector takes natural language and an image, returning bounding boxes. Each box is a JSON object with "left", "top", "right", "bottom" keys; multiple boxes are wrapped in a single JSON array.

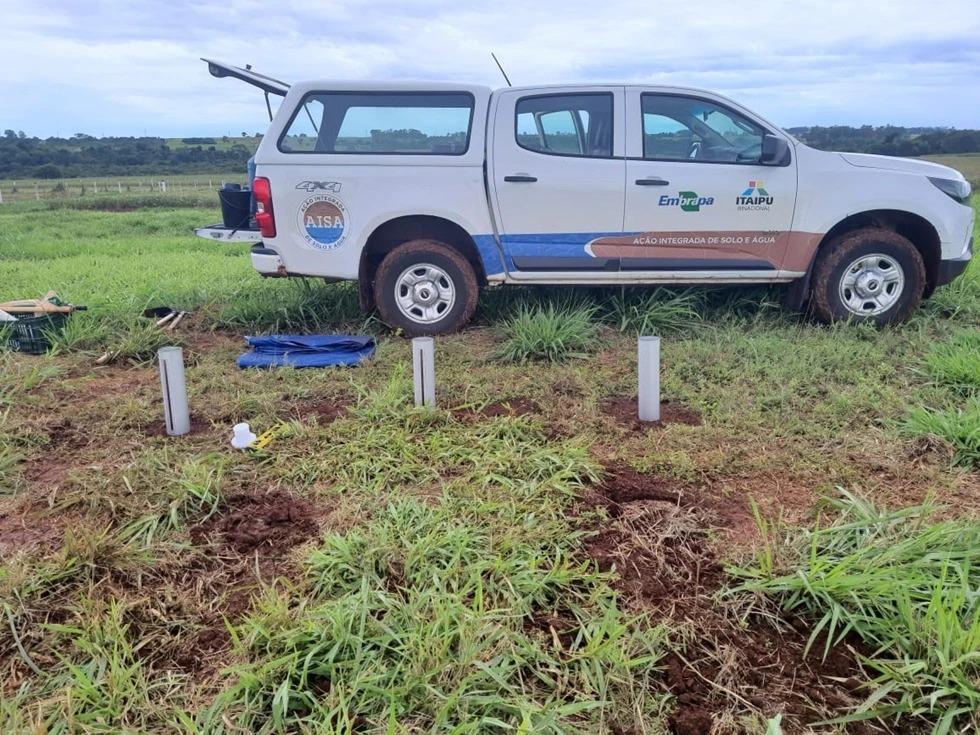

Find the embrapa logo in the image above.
[
  {"left": 298, "top": 194, "right": 348, "bottom": 251},
  {"left": 296, "top": 180, "right": 342, "bottom": 193},
  {"left": 658, "top": 191, "right": 714, "bottom": 212},
  {"left": 736, "top": 181, "right": 773, "bottom": 211}
]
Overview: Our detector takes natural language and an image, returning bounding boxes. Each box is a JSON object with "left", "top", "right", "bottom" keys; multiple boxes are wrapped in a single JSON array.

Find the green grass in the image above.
[
  {"left": 922, "top": 330, "right": 980, "bottom": 394},
  {"left": 0, "top": 172, "right": 244, "bottom": 203},
  {"left": 497, "top": 303, "right": 598, "bottom": 362},
  {"left": 0, "top": 193, "right": 977, "bottom": 733},
  {"left": 603, "top": 288, "right": 703, "bottom": 335},
  {"left": 208, "top": 494, "right": 666, "bottom": 733},
  {"left": 921, "top": 154, "right": 980, "bottom": 188},
  {"left": 904, "top": 399, "right": 980, "bottom": 468},
  {"left": 730, "top": 490, "right": 980, "bottom": 733}
]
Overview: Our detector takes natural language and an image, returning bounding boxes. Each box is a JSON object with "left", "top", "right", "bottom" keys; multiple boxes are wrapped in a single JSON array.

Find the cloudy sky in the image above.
[{"left": 2, "top": 0, "right": 979, "bottom": 137}]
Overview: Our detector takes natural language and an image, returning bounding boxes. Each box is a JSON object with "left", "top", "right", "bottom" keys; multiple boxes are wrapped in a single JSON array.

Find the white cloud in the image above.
[{"left": 1, "top": 0, "right": 977, "bottom": 135}]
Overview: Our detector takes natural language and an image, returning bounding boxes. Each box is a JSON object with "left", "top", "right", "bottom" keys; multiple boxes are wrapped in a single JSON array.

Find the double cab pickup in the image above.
[{"left": 199, "top": 60, "right": 974, "bottom": 335}]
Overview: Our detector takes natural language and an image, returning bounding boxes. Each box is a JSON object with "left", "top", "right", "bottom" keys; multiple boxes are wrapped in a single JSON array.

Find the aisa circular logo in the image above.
[{"left": 298, "top": 195, "right": 347, "bottom": 250}]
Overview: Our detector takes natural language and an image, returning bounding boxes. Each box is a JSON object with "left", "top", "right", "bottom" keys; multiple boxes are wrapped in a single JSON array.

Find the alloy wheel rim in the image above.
[
  {"left": 395, "top": 263, "right": 456, "bottom": 324},
  {"left": 838, "top": 253, "right": 905, "bottom": 316}
]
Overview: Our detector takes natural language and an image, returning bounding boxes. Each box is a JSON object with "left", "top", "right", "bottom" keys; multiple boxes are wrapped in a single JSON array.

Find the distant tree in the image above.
[
  {"left": 33, "top": 163, "right": 62, "bottom": 179},
  {"left": 3, "top": 130, "right": 15, "bottom": 139}
]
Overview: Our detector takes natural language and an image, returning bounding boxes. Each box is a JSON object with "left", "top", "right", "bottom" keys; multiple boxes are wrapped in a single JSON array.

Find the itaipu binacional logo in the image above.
[
  {"left": 298, "top": 194, "right": 348, "bottom": 250},
  {"left": 736, "top": 180, "right": 774, "bottom": 211}
]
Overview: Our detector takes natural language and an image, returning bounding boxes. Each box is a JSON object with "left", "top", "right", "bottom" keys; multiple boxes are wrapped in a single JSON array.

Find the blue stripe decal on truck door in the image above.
[{"left": 473, "top": 232, "right": 620, "bottom": 276}]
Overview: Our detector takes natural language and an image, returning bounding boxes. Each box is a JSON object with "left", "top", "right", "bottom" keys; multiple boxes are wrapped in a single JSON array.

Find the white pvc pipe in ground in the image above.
[
  {"left": 412, "top": 337, "right": 436, "bottom": 409},
  {"left": 638, "top": 336, "right": 661, "bottom": 422},
  {"left": 158, "top": 346, "right": 190, "bottom": 436}
]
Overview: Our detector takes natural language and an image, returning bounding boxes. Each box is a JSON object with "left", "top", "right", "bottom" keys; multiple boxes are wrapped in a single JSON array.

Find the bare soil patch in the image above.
[
  {"left": 133, "top": 489, "right": 325, "bottom": 677},
  {"left": 602, "top": 396, "right": 702, "bottom": 430},
  {"left": 582, "top": 463, "right": 874, "bottom": 734},
  {"left": 293, "top": 395, "right": 353, "bottom": 424},
  {"left": 143, "top": 416, "right": 213, "bottom": 438},
  {"left": 0, "top": 507, "right": 70, "bottom": 557},
  {"left": 453, "top": 396, "right": 539, "bottom": 421},
  {"left": 182, "top": 329, "right": 244, "bottom": 356},
  {"left": 192, "top": 490, "right": 320, "bottom": 555}
]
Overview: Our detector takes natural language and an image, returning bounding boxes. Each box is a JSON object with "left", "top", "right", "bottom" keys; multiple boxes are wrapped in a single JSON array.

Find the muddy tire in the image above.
[
  {"left": 810, "top": 228, "right": 925, "bottom": 326},
  {"left": 373, "top": 239, "right": 479, "bottom": 336}
]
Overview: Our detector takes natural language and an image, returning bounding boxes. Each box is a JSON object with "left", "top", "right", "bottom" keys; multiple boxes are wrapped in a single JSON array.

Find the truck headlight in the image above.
[{"left": 928, "top": 176, "right": 972, "bottom": 204}]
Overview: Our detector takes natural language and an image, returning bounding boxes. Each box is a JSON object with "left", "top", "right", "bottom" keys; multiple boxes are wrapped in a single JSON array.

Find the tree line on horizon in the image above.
[{"left": 1, "top": 125, "right": 978, "bottom": 180}]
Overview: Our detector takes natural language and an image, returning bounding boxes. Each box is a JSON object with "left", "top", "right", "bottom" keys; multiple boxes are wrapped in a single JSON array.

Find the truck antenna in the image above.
[{"left": 491, "top": 52, "right": 512, "bottom": 87}]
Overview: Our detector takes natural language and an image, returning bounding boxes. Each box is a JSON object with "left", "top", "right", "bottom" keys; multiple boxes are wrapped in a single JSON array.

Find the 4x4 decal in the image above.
[{"left": 296, "top": 181, "right": 342, "bottom": 193}]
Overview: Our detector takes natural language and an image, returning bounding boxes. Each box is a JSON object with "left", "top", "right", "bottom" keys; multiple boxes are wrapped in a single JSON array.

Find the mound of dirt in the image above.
[
  {"left": 582, "top": 463, "right": 873, "bottom": 734},
  {"left": 192, "top": 491, "right": 319, "bottom": 554},
  {"left": 601, "top": 396, "right": 702, "bottom": 430}
]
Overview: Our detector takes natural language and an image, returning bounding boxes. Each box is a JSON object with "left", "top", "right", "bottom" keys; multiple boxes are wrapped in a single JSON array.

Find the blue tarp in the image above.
[{"left": 237, "top": 335, "right": 375, "bottom": 369}]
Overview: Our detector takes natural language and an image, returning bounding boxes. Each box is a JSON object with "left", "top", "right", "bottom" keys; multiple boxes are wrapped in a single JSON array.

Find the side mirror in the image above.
[{"left": 761, "top": 134, "right": 790, "bottom": 165}]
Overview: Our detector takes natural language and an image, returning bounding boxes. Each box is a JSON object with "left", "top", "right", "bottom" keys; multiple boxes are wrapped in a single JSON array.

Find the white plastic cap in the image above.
[{"left": 231, "top": 422, "right": 257, "bottom": 449}]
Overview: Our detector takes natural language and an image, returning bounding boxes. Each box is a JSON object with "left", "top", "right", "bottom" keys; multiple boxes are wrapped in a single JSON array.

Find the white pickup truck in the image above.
[{"left": 198, "top": 60, "right": 974, "bottom": 335}]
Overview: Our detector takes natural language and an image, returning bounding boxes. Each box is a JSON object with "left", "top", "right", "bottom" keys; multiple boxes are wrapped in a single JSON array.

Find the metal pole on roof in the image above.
[
  {"left": 638, "top": 336, "right": 661, "bottom": 422},
  {"left": 412, "top": 337, "right": 436, "bottom": 409}
]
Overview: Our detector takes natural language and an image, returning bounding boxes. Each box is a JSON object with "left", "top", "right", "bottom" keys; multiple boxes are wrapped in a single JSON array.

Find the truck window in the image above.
[
  {"left": 515, "top": 94, "right": 613, "bottom": 158},
  {"left": 642, "top": 94, "right": 765, "bottom": 164},
  {"left": 278, "top": 92, "right": 474, "bottom": 155}
]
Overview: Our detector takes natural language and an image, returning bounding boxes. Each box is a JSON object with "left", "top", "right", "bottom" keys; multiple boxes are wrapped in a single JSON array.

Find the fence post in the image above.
[
  {"left": 412, "top": 337, "right": 436, "bottom": 409},
  {"left": 638, "top": 336, "right": 661, "bottom": 422},
  {"left": 0, "top": 189, "right": 4, "bottom": 204}
]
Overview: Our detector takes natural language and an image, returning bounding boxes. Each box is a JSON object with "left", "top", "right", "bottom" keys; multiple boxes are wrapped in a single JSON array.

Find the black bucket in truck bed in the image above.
[{"left": 219, "top": 184, "right": 252, "bottom": 229}]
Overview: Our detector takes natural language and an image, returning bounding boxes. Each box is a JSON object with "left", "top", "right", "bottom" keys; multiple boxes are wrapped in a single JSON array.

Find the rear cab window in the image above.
[
  {"left": 516, "top": 93, "right": 614, "bottom": 158},
  {"left": 278, "top": 92, "right": 475, "bottom": 155}
]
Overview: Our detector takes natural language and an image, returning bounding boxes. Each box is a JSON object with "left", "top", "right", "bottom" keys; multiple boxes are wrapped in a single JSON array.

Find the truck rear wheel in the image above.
[
  {"left": 810, "top": 228, "right": 925, "bottom": 326},
  {"left": 373, "top": 239, "right": 479, "bottom": 336}
]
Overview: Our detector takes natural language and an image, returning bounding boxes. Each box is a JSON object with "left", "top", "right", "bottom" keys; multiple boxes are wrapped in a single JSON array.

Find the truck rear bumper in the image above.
[
  {"left": 936, "top": 237, "right": 973, "bottom": 288},
  {"left": 195, "top": 224, "right": 262, "bottom": 243},
  {"left": 251, "top": 245, "right": 286, "bottom": 277}
]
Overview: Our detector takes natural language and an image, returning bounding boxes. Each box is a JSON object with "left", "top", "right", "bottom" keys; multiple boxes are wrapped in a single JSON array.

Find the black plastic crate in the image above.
[{"left": 6, "top": 312, "right": 69, "bottom": 354}]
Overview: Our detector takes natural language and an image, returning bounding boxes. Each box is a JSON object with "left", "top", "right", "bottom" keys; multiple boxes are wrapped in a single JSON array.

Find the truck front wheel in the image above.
[
  {"left": 809, "top": 228, "right": 926, "bottom": 326},
  {"left": 373, "top": 239, "right": 479, "bottom": 336}
]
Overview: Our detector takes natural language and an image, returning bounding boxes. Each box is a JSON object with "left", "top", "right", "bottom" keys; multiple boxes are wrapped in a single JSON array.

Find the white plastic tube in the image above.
[
  {"left": 412, "top": 337, "right": 436, "bottom": 409},
  {"left": 638, "top": 336, "right": 661, "bottom": 422},
  {"left": 158, "top": 346, "right": 190, "bottom": 436}
]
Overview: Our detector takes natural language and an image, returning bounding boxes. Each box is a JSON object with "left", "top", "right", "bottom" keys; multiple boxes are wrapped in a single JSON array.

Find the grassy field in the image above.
[
  {"left": 920, "top": 154, "right": 980, "bottom": 188},
  {"left": 0, "top": 195, "right": 978, "bottom": 734},
  {"left": 0, "top": 173, "right": 245, "bottom": 204}
]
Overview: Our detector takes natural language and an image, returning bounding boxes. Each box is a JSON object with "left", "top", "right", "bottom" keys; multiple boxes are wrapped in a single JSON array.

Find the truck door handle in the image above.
[
  {"left": 504, "top": 174, "right": 537, "bottom": 183},
  {"left": 635, "top": 177, "right": 669, "bottom": 186}
]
